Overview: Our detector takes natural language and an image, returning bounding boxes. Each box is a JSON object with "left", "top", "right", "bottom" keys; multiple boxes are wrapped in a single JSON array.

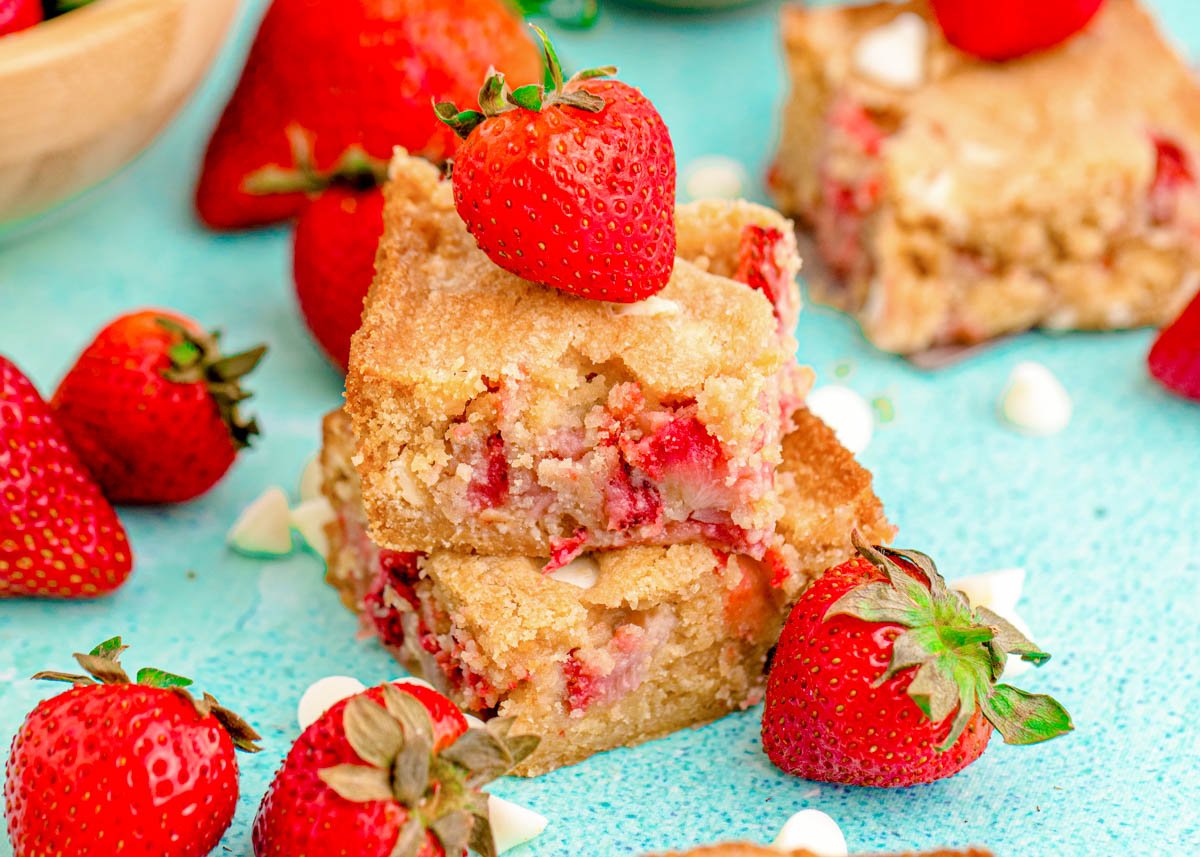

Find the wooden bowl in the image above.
[{"left": 0, "top": 0, "right": 239, "bottom": 226}]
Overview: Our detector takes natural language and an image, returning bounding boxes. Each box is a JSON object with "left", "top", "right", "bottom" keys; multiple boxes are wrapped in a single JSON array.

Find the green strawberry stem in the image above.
[
  {"left": 317, "top": 684, "right": 539, "bottom": 857},
  {"left": 31, "top": 637, "right": 263, "bottom": 752},
  {"left": 434, "top": 25, "right": 616, "bottom": 140},
  {"left": 244, "top": 124, "right": 390, "bottom": 196},
  {"left": 829, "top": 533, "right": 1073, "bottom": 751},
  {"left": 156, "top": 318, "right": 267, "bottom": 451}
]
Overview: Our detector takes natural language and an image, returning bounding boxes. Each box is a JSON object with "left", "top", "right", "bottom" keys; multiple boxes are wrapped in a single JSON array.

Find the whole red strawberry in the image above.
[
  {"left": 930, "top": 0, "right": 1104, "bottom": 62},
  {"left": 51, "top": 311, "right": 266, "bottom": 504},
  {"left": 295, "top": 186, "right": 386, "bottom": 371},
  {"left": 1, "top": 356, "right": 132, "bottom": 598},
  {"left": 5, "top": 637, "right": 261, "bottom": 857},
  {"left": 438, "top": 28, "right": 676, "bottom": 302},
  {"left": 194, "top": 0, "right": 542, "bottom": 230},
  {"left": 1149, "top": 290, "right": 1200, "bottom": 402},
  {"left": 253, "top": 682, "right": 538, "bottom": 857},
  {"left": 0, "top": 0, "right": 40, "bottom": 35},
  {"left": 763, "top": 534, "right": 1072, "bottom": 787}
]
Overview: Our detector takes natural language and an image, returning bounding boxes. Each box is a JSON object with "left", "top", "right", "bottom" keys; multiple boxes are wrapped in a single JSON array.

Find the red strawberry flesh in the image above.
[
  {"left": 1148, "top": 290, "right": 1200, "bottom": 401},
  {"left": 1, "top": 356, "right": 133, "bottom": 598},
  {"left": 930, "top": 0, "right": 1105, "bottom": 62}
]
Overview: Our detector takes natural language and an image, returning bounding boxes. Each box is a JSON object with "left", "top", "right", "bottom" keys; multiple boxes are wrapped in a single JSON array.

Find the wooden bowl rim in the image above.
[{"left": 0, "top": 0, "right": 213, "bottom": 73}]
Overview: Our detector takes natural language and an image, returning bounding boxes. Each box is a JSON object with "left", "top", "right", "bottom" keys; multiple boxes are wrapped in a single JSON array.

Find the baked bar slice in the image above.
[
  {"left": 321, "top": 407, "right": 892, "bottom": 776},
  {"left": 347, "top": 152, "right": 811, "bottom": 566},
  {"left": 771, "top": 0, "right": 1200, "bottom": 354},
  {"left": 649, "top": 846, "right": 991, "bottom": 857}
]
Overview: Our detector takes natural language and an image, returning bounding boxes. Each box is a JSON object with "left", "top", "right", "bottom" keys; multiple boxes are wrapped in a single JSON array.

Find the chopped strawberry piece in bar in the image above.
[
  {"left": 546, "top": 528, "right": 592, "bottom": 572},
  {"left": 467, "top": 432, "right": 509, "bottom": 510}
]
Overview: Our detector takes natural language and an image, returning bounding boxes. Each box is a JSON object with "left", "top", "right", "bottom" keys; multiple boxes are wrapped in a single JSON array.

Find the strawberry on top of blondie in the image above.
[{"left": 347, "top": 153, "right": 811, "bottom": 566}]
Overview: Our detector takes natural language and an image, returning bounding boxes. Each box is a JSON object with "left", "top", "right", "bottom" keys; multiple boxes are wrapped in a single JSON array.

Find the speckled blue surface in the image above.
[{"left": 2, "top": 1, "right": 1199, "bottom": 854}]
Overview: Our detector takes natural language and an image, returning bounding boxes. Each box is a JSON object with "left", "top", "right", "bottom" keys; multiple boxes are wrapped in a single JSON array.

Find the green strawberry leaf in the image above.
[
  {"left": 478, "top": 72, "right": 510, "bottom": 115},
  {"left": 976, "top": 606, "right": 1051, "bottom": 666},
  {"left": 531, "top": 25, "right": 564, "bottom": 93},
  {"left": 981, "top": 684, "right": 1075, "bottom": 745},
  {"left": 89, "top": 636, "right": 125, "bottom": 659},
  {"left": 135, "top": 667, "right": 194, "bottom": 689},
  {"left": 509, "top": 84, "right": 544, "bottom": 111}
]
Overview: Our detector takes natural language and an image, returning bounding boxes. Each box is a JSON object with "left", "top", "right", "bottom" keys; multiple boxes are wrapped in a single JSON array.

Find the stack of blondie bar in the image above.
[{"left": 317, "top": 152, "right": 893, "bottom": 775}]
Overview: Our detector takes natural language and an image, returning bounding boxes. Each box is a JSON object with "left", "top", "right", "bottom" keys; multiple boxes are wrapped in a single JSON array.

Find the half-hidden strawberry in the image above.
[
  {"left": 0, "top": 0, "right": 41, "bottom": 36},
  {"left": 4, "top": 637, "right": 261, "bottom": 857},
  {"left": 762, "top": 533, "right": 1072, "bottom": 787},
  {"left": 1148, "top": 289, "right": 1200, "bottom": 402},
  {"left": 194, "top": 0, "right": 542, "bottom": 230},
  {"left": 252, "top": 682, "right": 538, "bottom": 857},
  {"left": 248, "top": 131, "right": 391, "bottom": 373},
  {"left": 930, "top": 0, "right": 1105, "bottom": 62},
  {"left": 437, "top": 27, "right": 676, "bottom": 303},
  {"left": 51, "top": 310, "right": 266, "bottom": 504},
  {"left": 0, "top": 355, "right": 132, "bottom": 598}
]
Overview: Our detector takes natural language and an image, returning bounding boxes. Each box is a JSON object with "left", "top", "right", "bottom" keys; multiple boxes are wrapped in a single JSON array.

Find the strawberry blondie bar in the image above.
[
  {"left": 771, "top": 0, "right": 1200, "bottom": 353},
  {"left": 321, "top": 407, "right": 891, "bottom": 775},
  {"left": 346, "top": 153, "right": 810, "bottom": 567}
]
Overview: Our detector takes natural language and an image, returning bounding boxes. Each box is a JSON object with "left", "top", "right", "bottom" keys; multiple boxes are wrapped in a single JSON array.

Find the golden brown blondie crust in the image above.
[
  {"left": 321, "top": 407, "right": 892, "bottom": 775},
  {"left": 772, "top": 0, "right": 1200, "bottom": 353},
  {"left": 347, "top": 152, "right": 811, "bottom": 560}
]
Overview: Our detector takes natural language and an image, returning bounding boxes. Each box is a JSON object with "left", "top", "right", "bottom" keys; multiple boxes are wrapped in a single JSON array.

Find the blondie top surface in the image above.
[{"left": 779, "top": 0, "right": 1200, "bottom": 221}]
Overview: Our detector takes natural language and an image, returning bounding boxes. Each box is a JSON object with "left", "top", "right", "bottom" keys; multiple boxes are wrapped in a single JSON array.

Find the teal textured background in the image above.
[{"left": 1, "top": 1, "right": 1198, "bottom": 854}]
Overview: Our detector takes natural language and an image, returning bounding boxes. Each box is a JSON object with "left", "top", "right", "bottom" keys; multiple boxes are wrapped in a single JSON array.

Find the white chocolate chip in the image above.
[
  {"left": 298, "top": 455, "right": 322, "bottom": 501},
  {"left": 772, "top": 809, "right": 848, "bottom": 856},
  {"left": 806, "top": 385, "right": 875, "bottom": 455},
  {"left": 228, "top": 487, "right": 294, "bottom": 558},
  {"left": 953, "top": 567, "right": 1026, "bottom": 618},
  {"left": 999, "top": 362, "right": 1072, "bottom": 436},
  {"left": 853, "top": 12, "right": 927, "bottom": 90},
  {"left": 547, "top": 556, "right": 600, "bottom": 590},
  {"left": 488, "top": 795, "right": 548, "bottom": 854},
  {"left": 297, "top": 675, "right": 366, "bottom": 730},
  {"left": 960, "top": 140, "right": 1006, "bottom": 167},
  {"left": 464, "top": 713, "right": 487, "bottom": 730},
  {"left": 954, "top": 568, "right": 1036, "bottom": 677},
  {"left": 291, "top": 497, "right": 335, "bottom": 559},
  {"left": 614, "top": 295, "right": 682, "bottom": 317},
  {"left": 682, "top": 155, "right": 749, "bottom": 201}
]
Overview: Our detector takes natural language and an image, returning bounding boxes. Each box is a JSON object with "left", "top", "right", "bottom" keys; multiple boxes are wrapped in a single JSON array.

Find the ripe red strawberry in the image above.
[
  {"left": 295, "top": 186, "right": 386, "bottom": 371},
  {"left": 1149, "top": 290, "right": 1200, "bottom": 402},
  {"left": 0, "top": 0, "right": 40, "bottom": 35},
  {"left": 194, "top": 0, "right": 542, "bottom": 230},
  {"left": 253, "top": 682, "right": 538, "bottom": 857},
  {"left": 51, "top": 311, "right": 266, "bottom": 504},
  {"left": 1, "top": 356, "right": 132, "bottom": 598},
  {"left": 5, "top": 637, "right": 261, "bottom": 857},
  {"left": 930, "top": 0, "right": 1104, "bottom": 62},
  {"left": 763, "top": 534, "right": 1072, "bottom": 787},
  {"left": 438, "top": 29, "right": 676, "bottom": 302}
]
